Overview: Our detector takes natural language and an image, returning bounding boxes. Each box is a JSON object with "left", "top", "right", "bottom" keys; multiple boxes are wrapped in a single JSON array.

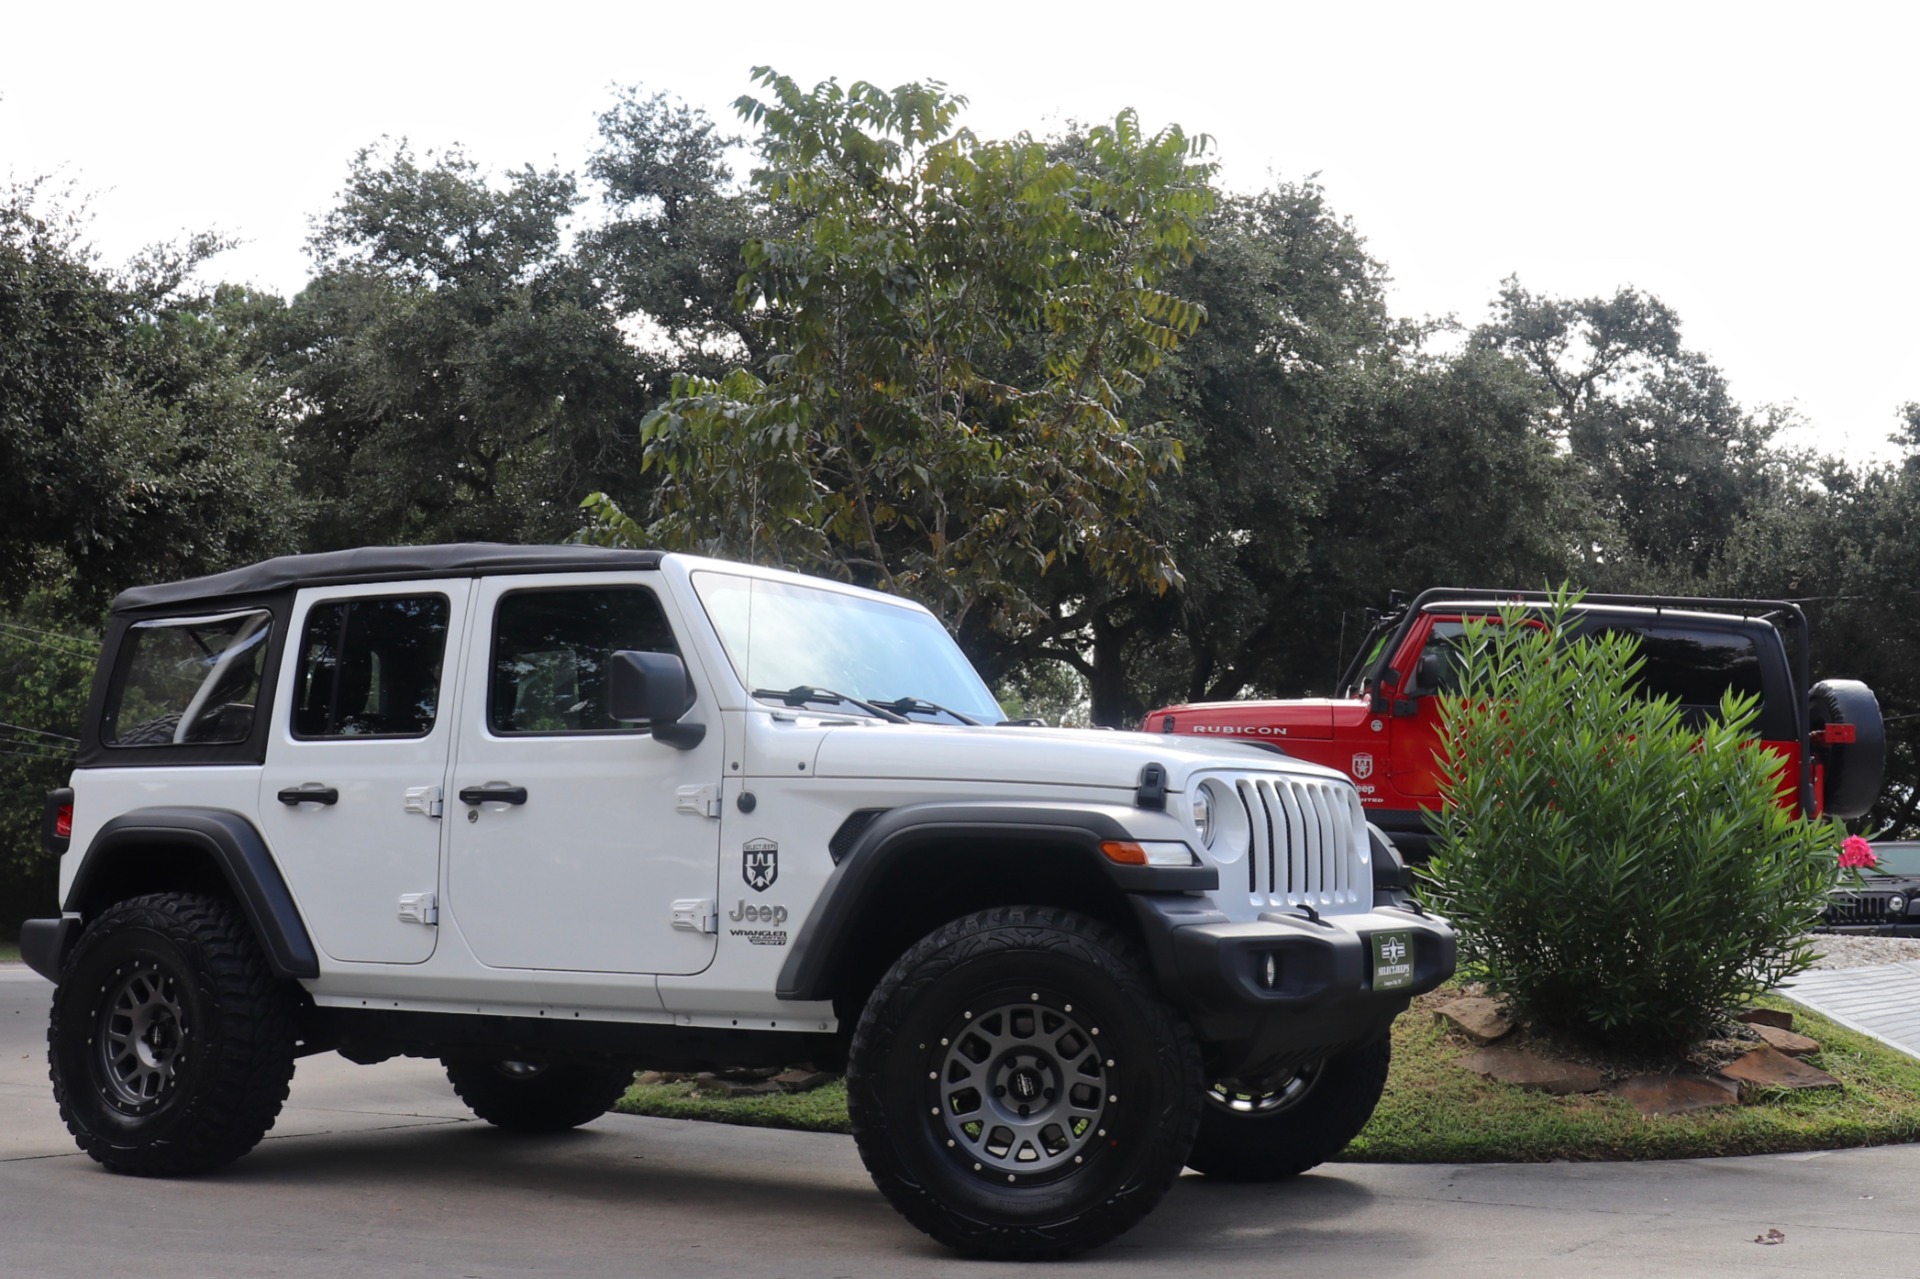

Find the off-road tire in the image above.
[
  {"left": 49, "top": 892, "right": 298, "bottom": 1176},
  {"left": 847, "top": 906, "right": 1203, "bottom": 1260},
  {"left": 112, "top": 710, "right": 183, "bottom": 747},
  {"left": 1185, "top": 1034, "right": 1391, "bottom": 1181},
  {"left": 1810, "top": 678, "right": 1886, "bottom": 820},
  {"left": 443, "top": 1058, "right": 635, "bottom": 1132}
]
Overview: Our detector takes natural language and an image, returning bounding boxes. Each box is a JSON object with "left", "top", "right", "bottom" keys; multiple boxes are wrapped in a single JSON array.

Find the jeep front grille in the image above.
[
  {"left": 1233, "top": 776, "right": 1366, "bottom": 908},
  {"left": 1826, "top": 893, "right": 1901, "bottom": 925}
]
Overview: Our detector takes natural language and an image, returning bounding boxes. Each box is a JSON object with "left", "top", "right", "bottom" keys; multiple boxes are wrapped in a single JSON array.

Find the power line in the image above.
[
  {"left": 0, "top": 725, "right": 73, "bottom": 748},
  {"left": 0, "top": 746, "right": 75, "bottom": 762},
  {"left": 0, "top": 618, "right": 98, "bottom": 646},
  {"left": 0, "top": 719, "right": 79, "bottom": 742},
  {"left": 0, "top": 622, "right": 98, "bottom": 660}
]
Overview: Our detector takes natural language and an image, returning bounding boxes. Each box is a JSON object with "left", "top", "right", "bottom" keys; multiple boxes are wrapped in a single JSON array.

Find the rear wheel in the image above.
[
  {"left": 49, "top": 892, "right": 298, "bottom": 1175},
  {"left": 1185, "top": 1035, "right": 1390, "bottom": 1181},
  {"left": 443, "top": 1058, "right": 635, "bottom": 1131},
  {"left": 847, "top": 906, "right": 1202, "bottom": 1260}
]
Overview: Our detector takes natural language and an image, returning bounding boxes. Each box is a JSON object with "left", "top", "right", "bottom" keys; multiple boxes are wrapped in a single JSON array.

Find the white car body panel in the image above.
[{"left": 58, "top": 551, "right": 1385, "bottom": 1026}]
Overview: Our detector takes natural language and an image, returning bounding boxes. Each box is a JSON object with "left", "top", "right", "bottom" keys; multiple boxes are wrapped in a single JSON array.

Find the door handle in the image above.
[
  {"left": 459, "top": 784, "right": 528, "bottom": 806},
  {"left": 277, "top": 784, "right": 339, "bottom": 806}
]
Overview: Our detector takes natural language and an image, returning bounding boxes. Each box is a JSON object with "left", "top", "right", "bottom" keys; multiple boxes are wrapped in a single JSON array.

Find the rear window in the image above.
[{"left": 108, "top": 610, "right": 272, "bottom": 747}]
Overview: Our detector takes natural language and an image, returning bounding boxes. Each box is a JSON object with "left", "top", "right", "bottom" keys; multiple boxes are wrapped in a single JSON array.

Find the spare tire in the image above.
[{"left": 1809, "top": 679, "right": 1885, "bottom": 820}]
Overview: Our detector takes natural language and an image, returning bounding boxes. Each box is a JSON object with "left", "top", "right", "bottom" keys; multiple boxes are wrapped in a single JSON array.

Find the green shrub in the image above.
[{"left": 1419, "top": 592, "right": 1840, "bottom": 1053}]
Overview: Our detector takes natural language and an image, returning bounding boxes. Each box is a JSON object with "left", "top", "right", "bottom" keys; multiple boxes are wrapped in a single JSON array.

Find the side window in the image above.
[
  {"left": 1614, "top": 624, "right": 1764, "bottom": 713},
  {"left": 489, "top": 588, "right": 678, "bottom": 735},
  {"left": 108, "top": 610, "right": 273, "bottom": 746},
  {"left": 292, "top": 595, "right": 451, "bottom": 739},
  {"left": 1414, "top": 622, "right": 1468, "bottom": 695}
]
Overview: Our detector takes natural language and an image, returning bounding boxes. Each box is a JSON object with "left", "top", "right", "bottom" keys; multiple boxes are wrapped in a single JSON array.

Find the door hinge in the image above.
[
  {"left": 671, "top": 898, "right": 718, "bottom": 934},
  {"left": 403, "top": 785, "right": 444, "bottom": 819},
  {"left": 676, "top": 784, "right": 722, "bottom": 819},
  {"left": 398, "top": 892, "right": 438, "bottom": 925}
]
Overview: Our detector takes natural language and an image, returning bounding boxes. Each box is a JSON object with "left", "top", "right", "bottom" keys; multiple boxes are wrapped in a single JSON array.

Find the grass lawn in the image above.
[
  {"left": 618, "top": 993, "right": 1920, "bottom": 1161},
  {"left": 0, "top": 941, "right": 20, "bottom": 964},
  {"left": 618, "top": 1076, "right": 851, "bottom": 1133},
  {"left": 1347, "top": 993, "right": 1920, "bottom": 1162}
]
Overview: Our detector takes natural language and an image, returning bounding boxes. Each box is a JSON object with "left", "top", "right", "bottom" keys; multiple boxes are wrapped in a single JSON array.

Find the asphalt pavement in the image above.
[{"left": 4, "top": 964, "right": 1918, "bottom": 1277}]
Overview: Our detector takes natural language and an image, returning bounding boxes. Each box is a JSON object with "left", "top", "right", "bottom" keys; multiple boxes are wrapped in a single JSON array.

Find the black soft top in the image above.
[{"left": 111, "top": 543, "right": 665, "bottom": 613}]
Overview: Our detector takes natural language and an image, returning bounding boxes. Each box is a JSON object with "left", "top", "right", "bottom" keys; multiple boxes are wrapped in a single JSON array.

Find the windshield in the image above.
[
  {"left": 1866, "top": 843, "right": 1920, "bottom": 877},
  {"left": 692, "top": 572, "right": 1006, "bottom": 724}
]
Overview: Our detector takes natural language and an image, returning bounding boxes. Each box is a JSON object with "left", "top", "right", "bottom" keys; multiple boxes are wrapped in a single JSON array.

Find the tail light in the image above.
[{"left": 42, "top": 788, "right": 74, "bottom": 856}]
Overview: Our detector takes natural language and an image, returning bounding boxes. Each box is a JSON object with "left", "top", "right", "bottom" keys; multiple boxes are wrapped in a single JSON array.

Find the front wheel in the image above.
[
  {"left": 49, "top": 892, "right": 299, "bottom": 1176},
  {"left": 1185, "top": 1034, "right": 1391, "bottom": 1181},
  {"left": 847, "top": 906, "right": 1203, "bottom": 1260},
  {"left": 443, "top": 1058, "right": 635, "bottom": 1131}
]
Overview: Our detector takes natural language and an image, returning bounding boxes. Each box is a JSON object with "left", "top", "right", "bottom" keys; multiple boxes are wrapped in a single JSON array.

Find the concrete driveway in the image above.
[{"left": 3, "top": 964, "right": 1917, "bottom": 1277}]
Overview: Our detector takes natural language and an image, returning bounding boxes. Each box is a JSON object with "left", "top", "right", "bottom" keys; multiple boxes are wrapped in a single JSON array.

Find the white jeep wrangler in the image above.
[{"left": 25, "top": 544, "right": 1453, "bottom": 1259}]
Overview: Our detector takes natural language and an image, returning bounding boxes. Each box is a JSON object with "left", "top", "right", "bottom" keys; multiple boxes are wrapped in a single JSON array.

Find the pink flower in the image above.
[{"left": 1840, "top": 835, "right": 1878, "bottom": 870}]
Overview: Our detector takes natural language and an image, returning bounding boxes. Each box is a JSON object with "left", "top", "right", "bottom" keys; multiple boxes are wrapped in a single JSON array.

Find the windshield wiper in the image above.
[
  {"left": 751, "top": 686, "right": 910, "bottom": 723},
  {"left": 869, "top": 696, "right": 983, "bottom": 726}
]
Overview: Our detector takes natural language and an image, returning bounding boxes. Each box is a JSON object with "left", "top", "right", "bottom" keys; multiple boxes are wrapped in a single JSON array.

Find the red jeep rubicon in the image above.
[{"left": 1144, "top": 589, "right": 1885, "bottom": 861}]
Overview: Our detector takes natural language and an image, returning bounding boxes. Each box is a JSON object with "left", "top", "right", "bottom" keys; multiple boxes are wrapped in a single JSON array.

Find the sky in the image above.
[{"left": 3, "top": 0, "right": 1913, "bottom": 467}]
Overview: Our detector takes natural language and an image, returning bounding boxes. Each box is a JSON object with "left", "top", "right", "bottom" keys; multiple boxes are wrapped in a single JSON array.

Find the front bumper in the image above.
[
  {"left": 1130, "top": 895, "right": 1455, "bottom": 1076},
  {"left": 1815, "top": 922, "right": 1920, "bottom": 937}
]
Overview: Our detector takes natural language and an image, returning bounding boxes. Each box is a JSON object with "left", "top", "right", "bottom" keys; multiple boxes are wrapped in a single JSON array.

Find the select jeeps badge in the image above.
[{"left": 743, "top": 838, "right": 778, "bottom": 892}]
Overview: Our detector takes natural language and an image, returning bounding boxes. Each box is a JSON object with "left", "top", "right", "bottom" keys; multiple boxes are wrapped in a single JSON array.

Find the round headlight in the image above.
[
  {"left": 1191, "top": 778, "right": 1251, "bottom": 866},
  {"left": 1890, "top": 895, "right": 1907, "bottom": 916}
]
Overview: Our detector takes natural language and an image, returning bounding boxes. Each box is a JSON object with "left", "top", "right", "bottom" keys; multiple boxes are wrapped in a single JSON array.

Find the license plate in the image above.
[{"left": 1372, "top": 931, "right": 1414, "bottom": 991}]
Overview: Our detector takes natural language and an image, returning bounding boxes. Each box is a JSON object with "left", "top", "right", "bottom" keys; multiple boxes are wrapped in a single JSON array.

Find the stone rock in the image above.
[
  {"left": 1750, "top": 1022, "right": 1820, "bottom": 1058},
  {"left": 1738, "top": 1008, "right": 1795, "bottom": 1031},
  {"left": 773, "top": 1069, "right": 837, "bottom": 1094},
  {"left": 694, "top": 1073, "right": 785, "bottom": 1099},
  {"left": 710, "top": 1065, "right": 781, "bottom": 1082},
  {"left": 1717, "top": 1046, "right": 1841, "bottom": 1094},
  {"left": 1611, "top": 1073, "right": 1740, "bottom": 1118},
  {"left": 1435, "top": 996, "right": 1514, "bottom": 1044},
  {"left": 1457, "top": 1046, "right": 1606, "bottom": 1095},
  {"left": 636, "top": 1071, "right": 694, "bottom": 1086}
]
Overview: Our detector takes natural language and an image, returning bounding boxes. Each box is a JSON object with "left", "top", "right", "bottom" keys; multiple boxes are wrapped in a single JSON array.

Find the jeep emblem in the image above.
[
  {"left": 1351, "top": 753, "right": 1375, "bottom": 780},
  {"left": 743, "top": 839, "right": 778, "bottom": 892}
]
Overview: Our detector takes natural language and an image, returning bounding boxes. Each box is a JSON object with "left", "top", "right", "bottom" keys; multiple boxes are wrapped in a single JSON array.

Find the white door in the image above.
[
  {"left": 445, "top": 574, "right": 724, "bottom": 974},
  {"left": 258, "top": 581, "right": 469, "bottom": 965}
]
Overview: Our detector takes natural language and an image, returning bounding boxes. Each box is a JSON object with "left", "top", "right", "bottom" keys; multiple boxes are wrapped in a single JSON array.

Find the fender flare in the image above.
[
  {"left": 775, "top": 801, "right": 1216, "bottom": 1002},
  {"left": 63, "top": 806, "right": 320, "bottom": 980}
]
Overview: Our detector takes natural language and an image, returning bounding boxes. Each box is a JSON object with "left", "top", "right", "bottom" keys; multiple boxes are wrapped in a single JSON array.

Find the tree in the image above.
[
  {"left": 275, "top": 142, "right": 653, "bottom": 548},
  {"left": 1003, "top": 181, "right": 1407, "bottom": 721},
  {"left": 0, "top": 181, "right": 298, "bottom": 611},
  {"left": 1708, "top": 436, "right": 1920, "bottom": 836},
  {"left": 586, "top": 70, "right": 1212, "bottom": 649},
  {"left": 1476, "top": 280, "right": 1780, "bottom": 584},
  {"left": 584, "top": 87, "right": 774, "bottom": 384},
  {"left": 0, "top": 592, "right": 95, "bottom": 935}
]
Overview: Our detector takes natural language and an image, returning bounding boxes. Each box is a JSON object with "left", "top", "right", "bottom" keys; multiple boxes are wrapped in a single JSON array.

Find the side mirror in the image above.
[
  {"left": 1412, "top": 651, "right": 1448, "bottom": 696},
  {"left": 608, "top": 650, "right": 705, "bottom": 749},
  {"left": 1369, "top": 666, "right": 1400, "bottom": 713}
]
